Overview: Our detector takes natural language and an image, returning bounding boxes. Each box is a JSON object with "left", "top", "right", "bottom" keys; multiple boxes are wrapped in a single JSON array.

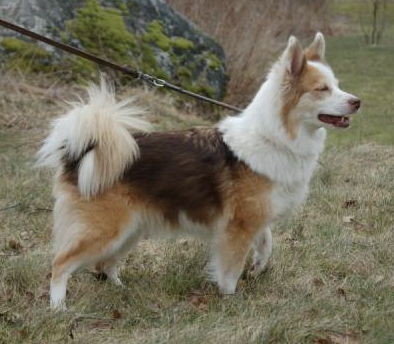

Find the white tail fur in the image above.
[{"left": 37, "top": 78, "right": 151, "bottom": 198}]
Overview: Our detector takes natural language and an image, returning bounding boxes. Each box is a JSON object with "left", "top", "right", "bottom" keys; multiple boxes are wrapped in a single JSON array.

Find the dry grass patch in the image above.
[
  {"left": 164, "top": 0, "right": 331, "bottom": 105},
  {"left": 1, "top": 76, "right": 394, "bottom": 343}
]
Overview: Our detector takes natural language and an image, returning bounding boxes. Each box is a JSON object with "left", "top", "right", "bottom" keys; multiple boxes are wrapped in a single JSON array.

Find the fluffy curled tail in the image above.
[{"left": 37, "top": 78, "right": 151, "bottom": 198}]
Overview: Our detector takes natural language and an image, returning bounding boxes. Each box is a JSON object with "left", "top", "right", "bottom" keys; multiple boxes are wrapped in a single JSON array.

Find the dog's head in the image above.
[{"left": 275, "top": 33, "right": 360, "bottom": 138}]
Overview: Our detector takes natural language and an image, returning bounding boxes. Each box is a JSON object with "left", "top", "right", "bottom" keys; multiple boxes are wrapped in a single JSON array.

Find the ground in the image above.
[{"left": 1, "top": 4, "right": 394, "bottom": 343}]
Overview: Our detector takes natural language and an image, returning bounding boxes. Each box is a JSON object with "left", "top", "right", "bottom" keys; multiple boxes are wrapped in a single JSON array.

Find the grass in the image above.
[
  {"left": 331, "top": 0, "right": 394, "bottom": 39},
  {"left": 326, "top": 0, "right": 394, "bottom": 146},
  {"left": 325, "top": 36, "right": 394, "bottom": 146},
  {"left": 2, "top": 127, "right": 394, "bottom": 343},
  {"left": 1, "top": 9, "right": 394, "bottom": 341}
]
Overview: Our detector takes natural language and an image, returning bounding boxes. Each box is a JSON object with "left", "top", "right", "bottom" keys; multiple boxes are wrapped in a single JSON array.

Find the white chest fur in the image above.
[
  {"left": 219, "top": 114, "right": 326, "bottom": 223},
  {"left": 271, "top": 179, "right": 309, "bottom": 220}
]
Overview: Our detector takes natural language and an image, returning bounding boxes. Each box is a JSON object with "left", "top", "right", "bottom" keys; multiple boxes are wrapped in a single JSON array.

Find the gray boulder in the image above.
[{"left": 0, "top": 0, "right": 228, "bottom": 99}]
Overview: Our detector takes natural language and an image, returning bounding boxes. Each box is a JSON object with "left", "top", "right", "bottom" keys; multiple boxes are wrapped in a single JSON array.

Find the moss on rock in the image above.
[
  {"left": 172, "top": 37, "right": 194, "bottom": 50},
  {"left": 64, "top": 0, "right": 137, "bottom": 78},
  {"left": 141, "top": 43, "right": 168, "bottom": 79},
  {"left": 117, "top": 1, "right": 128, "bottom": 14},
  {"left": 0, "top": 0, "right": 228, "bottom": 100},
  {"left": 143, "top": 20, "right": 171, "bottom": 51},
  {"left": 177, "top": 66, "right": 193, "bottom": 79},
  {"left": 207, "top": 52, "right": 222, "bottom": 70},
  {"left": 194, "top": 85, "right": 215, "bottom": 98}
]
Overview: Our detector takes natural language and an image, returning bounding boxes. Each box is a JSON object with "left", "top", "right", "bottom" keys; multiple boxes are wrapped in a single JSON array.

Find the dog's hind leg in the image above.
[
  {"left": 49, "top": 191, "right": 136, "bottom": 309},
  {"left": 249, "top": 226, "right": 272, "bottom": 277},
  {"left": 95, "top": 259, "right": 123, "bottom": 286},
  {"left": 50, "top": 199, "right": 86, "bottom": 310},
  {"left": 50, "top": 251, "right": 81, "bottom": 310},
  {"left": 50, "top": 265, "right": 72, "bottom": 310},
  {"left": 94, "top": 236, "right": 140, "bottom": 286},
  {"left": 94, "top": 224, "right": 142, "bottom": 287},
  {"left": 103, "top": 262, "right": 123, "bottom": 286},
  {"left": 50, "top": 224, "right": 137, "bottom": 309},
  {"left": 50, "top": 238, "right": 113, "bottom": 309}
]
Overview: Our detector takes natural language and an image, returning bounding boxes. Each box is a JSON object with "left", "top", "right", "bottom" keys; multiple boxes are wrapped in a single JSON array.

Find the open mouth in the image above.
[{"left": 318, "top": 114, "right": 350, "bottom": 128}]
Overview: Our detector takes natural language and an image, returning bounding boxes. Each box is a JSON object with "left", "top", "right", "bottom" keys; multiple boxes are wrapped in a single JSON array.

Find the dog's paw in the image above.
[
  {"left": 50, "top": 299, "right": 67, "bottom": 311},
  {"left": 93, "top": 271, "right": 108, "bottom": 281},
  {"left": 112, "top": 277, "right": 124, "bottom": 287},
  {"left": 248, "top": 261, "right": 268, "bottom": 278}
]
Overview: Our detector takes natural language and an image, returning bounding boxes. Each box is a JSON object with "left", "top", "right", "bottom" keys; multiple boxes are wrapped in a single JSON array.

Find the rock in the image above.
[{"left": 0, "top": 0, "right": 228, "bottom": 99}]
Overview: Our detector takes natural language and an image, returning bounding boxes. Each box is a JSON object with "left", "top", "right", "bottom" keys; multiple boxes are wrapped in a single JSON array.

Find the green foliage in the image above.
[
  {"left": 143, "top": 20, "right": 172, "bottom": 51},
  {"left": 0, "top": 37, "right": 52, "bottom": 72},
  {"left": 193, "top": 84, "right": 215, "bottom": 98},
  {"left": 66, "top": 0, "right": 136, "bottom": 65},
  {"left": 66, "top": 57, "right": 98, "bottom": 84},
  {"left": 117, "top": 1, "right": 128, "bottom": 14},
  {"left": 141, "top": 43, "right": 168, "bottom": 79},
  {"left": 63, "top": 1, "right": 217, "bottom": 95},
  {"left": 207, "top": 52, "right": 222, "bottom": 69},
  {"left": 1, "top": 37, "right": 48, "bottom": 59},
  {"left": 177, "top": 66, "right": 193, "bottom": 79},
  {"left": 0, "top": 0, "right": 226, "bottom": 99},
  {"left": 172, "top": 37, "right": 194, "bottom": 50},
  {"left": 141, "top": 19, "right": 222, "bottom": 98}
]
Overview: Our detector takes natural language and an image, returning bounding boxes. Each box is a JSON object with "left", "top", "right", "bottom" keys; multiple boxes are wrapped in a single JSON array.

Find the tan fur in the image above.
[
  {"left": 281, "top": 62, "right": 328, "bottom": 139},
  {"left": 51, "top": 161, "right": 273, "bottom": 289},
  {"left": 52, "top": 183, "right": 132, "bottom": 280},
  {"left": 216, "top": 166, "right": 273, "bottom": 276},
  {"left": 305, "top": 48, "right": 323, "bottom": 62}
]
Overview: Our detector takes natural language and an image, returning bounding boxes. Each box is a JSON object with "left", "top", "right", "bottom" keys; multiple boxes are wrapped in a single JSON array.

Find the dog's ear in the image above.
[
  {"left": 305, "top": 32, "right": 325, "bottom": 61},
  {"left": 284, "top": 36, "right": 306, "bottom": 78}
]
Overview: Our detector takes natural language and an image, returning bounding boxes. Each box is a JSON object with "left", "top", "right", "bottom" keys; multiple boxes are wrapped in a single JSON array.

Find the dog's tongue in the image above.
[{"left": 318, "top": 114, "right": 350, "bottom": 128}]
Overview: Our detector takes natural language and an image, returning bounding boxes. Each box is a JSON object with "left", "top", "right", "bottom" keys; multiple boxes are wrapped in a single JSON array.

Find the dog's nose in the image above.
[{"left": 348, "top": 98, "right": 361, "bottom": 110}]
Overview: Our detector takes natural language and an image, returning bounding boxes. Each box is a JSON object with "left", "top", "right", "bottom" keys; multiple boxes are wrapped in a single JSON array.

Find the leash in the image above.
[{"left": 0, "top": 18, "right": 243, "bottom": 112}]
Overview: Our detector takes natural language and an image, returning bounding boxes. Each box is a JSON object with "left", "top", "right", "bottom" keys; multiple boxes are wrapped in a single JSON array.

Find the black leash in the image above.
[{"left": 0, "top": 18, "right": 243, "bottom": 112}]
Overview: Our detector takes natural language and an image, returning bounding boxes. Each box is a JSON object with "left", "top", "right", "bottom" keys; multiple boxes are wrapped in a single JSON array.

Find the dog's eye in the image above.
[{"left": 316, "top": 86, "right": 329, "bottom": 92}]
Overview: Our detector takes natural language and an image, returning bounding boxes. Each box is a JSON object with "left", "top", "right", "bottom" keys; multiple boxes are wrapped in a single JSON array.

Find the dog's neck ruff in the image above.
[{"left": 219, "top": 74, "right": 326, "bottom": 185}]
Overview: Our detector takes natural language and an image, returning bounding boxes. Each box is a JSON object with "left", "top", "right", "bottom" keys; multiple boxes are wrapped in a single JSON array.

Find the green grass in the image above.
[
  {"left": 331, "top": 0, "right": 394, "bottom": 39},
  {"left": 2, "top": 130, "right": 394, "bottom": 343},
  {"left": 331, "top": 0, "right": 394, "bottom": 22},
  {"left": 325, "top": 35, "right": 394, "bottom": 146},
  {"left": 326, "top": 1, "right": 394, "bottom": 146}
]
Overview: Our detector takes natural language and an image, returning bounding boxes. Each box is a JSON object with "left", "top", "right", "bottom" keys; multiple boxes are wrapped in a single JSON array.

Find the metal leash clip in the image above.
[
  {"left": 152, "top": 78, "right": 165, "bottom": 87},
  {"left": 138, "top": 73, "right": 165, "bottom": 87}
]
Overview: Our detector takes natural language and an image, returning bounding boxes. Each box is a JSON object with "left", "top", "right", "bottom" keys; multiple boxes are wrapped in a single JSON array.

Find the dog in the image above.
[{"left": 37, "top": 33, "right": 360, "bottom": 309}]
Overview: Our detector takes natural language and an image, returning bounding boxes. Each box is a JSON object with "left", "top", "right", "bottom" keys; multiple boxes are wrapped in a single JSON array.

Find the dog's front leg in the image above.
[
  {"left": 249, "top": 226, "right": 272, "bottom": 277},
  {"left": 208, "top": 222, "right": 257, "bottom": 294}
]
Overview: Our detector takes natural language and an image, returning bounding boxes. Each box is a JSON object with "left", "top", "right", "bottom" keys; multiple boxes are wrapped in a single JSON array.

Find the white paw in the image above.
[
  {"left": 50, "top": 299, "right": 66, "bottom": 311},
  {"left": 218, "top": 279, "right": 237, "bottom": 295},
  {"left": 219, "top": 287, "right": 236, "bottom": 295},
  {"left": 111, "top": 277, "right": 124, "bottom": 287},
  {"left": 249, "top": 260, "right": 268, "bottom": 278}
]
